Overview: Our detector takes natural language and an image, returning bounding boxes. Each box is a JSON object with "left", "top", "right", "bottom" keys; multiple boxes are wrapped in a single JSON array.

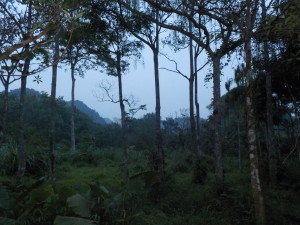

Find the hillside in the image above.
[
  {"left": 69, "top": 100, "right": 107, "bottom": 125},
  {"left": 8, "top": 88, "right": 107, "bottom": 124}
]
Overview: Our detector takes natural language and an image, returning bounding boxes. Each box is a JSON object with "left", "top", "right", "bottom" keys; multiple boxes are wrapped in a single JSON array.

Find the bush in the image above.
[{"left": 0, "top": 138, "right": 18, "bottom": 175}]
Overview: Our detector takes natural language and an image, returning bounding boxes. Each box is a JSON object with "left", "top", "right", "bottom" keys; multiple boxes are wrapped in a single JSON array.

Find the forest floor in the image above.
[{"left": 1, "top": 147, "right": 300, "bottom": 225}]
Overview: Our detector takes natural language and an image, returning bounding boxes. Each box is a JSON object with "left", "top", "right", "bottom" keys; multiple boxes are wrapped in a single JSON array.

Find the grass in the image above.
[
  {"left": 56, "top": 163, "right": 124, "bottom": 192},
  {"left": 1, "top": 147, "right": 300, "bottom": 225}
]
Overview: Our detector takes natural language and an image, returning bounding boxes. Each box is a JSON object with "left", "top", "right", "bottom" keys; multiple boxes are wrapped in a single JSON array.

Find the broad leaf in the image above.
[
  {"left": 53, "top": 216, "right": 96, "bottom": 225},
  {"left": 30, "top": 185, "right": 54, "bottom": 203},
  {"left": 66, "top": 194, "right": 91, "bottom": 218},
  {"left": 57, "top": 186, "right": 76, "bottom": 202}
]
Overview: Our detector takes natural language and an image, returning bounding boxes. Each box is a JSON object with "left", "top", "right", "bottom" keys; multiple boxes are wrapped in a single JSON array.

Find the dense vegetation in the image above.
[{"left": 0, "top": 0, "right": 299, "bottom": 225}]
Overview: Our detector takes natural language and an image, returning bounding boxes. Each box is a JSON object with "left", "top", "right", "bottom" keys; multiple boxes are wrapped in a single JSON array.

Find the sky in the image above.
[{"left": 2, "top": 45, "right": 237, "bottom": 121}]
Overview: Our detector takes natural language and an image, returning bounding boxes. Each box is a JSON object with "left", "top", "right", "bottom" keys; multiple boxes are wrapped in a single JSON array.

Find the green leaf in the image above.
[
  {"left": 53, "top": 216, "right": 96, "bottom": 225},
  {"left": 99, "top": 185, "right": 109, "bottom": 194},
  {"left": 0, "top": 184, "right": 10, "bottom": 209},
  {"left": 74, "top": 13, "right": 83, "bottom": 21},
  {"left": 57, "top": 186, "right": 77, "bottom": 203},
  {"left": 66, "top": 194, "right": 91, "bottom": 218},
  {"left": 30, "top": 185, "right": 54, "bottom": 203}
]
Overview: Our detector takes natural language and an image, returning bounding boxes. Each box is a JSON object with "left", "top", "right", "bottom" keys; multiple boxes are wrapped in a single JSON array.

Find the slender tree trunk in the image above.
[
  {"left": 153, "top": 46, "right": 164, "bottom": 181},
  {"left": 212, "top": 56, "right": 223, "bottom": 192},
  {"left": 245, "top": 0, "right": 266, "bottom": 224},
  {"left": 117, "top": 53, "right": 128, "bottom": 180},
  {"left": 238, "top": 123, "right": 242, "bottom": 171},
  {"left": 194, "top": 53, "right": 200, "bottom": 151},
  {"left": 17, "top": 1, "right": 32, "bottom": 184},
  {"left": 49, "top": 33, "right": 59, "bottom": 184},
  {"left": 188, "top": 26, "right": 199, "bottom": 182},
  {"left": 70, "top": 64, "right": 76, "bottom": 152},
  {"left": 2, "top": 80, "right": 9, "bottom": 135},
  {"left": 17, "top": 58, "right": 30, "bottom": 184},
  {"left": 262, "top": 0, "right": 277, "bottom": 184},
  {"left": 153, "top": 18, "right": 165, "bottom": 181},
  {"left": 152, "top": 7, "right": 165, "bottom": 181}
]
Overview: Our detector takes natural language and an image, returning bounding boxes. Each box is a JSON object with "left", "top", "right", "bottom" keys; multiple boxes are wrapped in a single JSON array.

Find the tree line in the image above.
[{"left": 0, "top": 1, "right": 299, "bottom": 224}]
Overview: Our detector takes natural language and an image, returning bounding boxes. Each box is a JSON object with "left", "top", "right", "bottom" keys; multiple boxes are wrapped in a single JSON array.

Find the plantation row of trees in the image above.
[{"left": 1, "top": 0, "right": 299, "bottom": 224}]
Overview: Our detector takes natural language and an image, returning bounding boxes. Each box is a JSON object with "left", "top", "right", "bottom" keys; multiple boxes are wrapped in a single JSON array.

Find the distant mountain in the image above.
[
  {"left": 104, "top": 118, "right": 113, "bottom": 124},
  {"left": 9, "top": 88, "right": 41, "bottom": 96},
  {"left": 71, "top": 100, "right": 106, "bottom": 125},
  {"left": 8, "top": 88, "right": 107, "bottom": 125}
]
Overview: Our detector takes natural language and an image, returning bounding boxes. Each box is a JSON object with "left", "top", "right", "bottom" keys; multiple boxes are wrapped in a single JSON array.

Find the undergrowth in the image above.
[{"left": 0, "top": 147, "right": 299, "bottom": 225}]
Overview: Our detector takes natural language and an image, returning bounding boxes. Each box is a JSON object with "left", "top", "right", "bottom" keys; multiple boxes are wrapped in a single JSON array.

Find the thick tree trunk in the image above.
[
  {"left": 117, "top": 53, "right": 128, "bottom": 180},
  {"left": 212, "top": 56, "right": 223, "bottom": 192},
  {"left": 262, "top": 0, "right": 277, "bottom": 184},
  {"left": 245, "top": 0, "right": 266, "bottom": 224},
  {"left": 70, "top": 64, "right": 76, "bottom": 152},
  {"left": 49, "top": 33, "right": 59, "bottom": 184}
]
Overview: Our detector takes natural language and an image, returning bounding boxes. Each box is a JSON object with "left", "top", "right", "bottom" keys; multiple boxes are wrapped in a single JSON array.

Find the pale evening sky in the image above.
[{"left": 3, "top": 45, "right": 236, "bottom": 121}]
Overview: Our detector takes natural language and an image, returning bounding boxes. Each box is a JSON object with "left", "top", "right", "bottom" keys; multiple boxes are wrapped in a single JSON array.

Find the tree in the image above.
[
  {"left": 97, "top": 11, "right": 143, "bottom": 179},
  {"left": 62, "top": 5, "right": 92, "bottom": 153},
  {"left": 0, "top": 59, "right": 22, "bottom": 136},
  {"left": 0, "top": 1, "right": 23, "bottom": 135},
  {"left": 244, "top": 0, "right": 266, "bottom": 224},
  {"left": 117, "top": 0, "right": 169, "bottom": 181},
  {"left": 17, "top": 1, "right": 33, "bottom": 183},
  {"left": 258, "top": 0, "right": 277, "bottom": 185},
  {"left": 130, "top": 0, "right": 246, "bottom": 191},
  {"left": 0, "top": 0, "right": 60, "bottom": 62},
  {"left": 160, "top": 43, "right": 207, "bottom": 182}
]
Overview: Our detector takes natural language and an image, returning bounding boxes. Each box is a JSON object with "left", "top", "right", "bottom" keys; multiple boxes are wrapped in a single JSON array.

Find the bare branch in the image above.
[{"left": 160, "top": 53, "right": 189, "bottom": 80}]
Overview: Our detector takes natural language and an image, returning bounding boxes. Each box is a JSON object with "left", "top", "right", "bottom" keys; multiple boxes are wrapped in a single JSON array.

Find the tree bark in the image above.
[
  {"left": 17, "top": 58, "right": 30, "bottom": 184},
  {"left": 262, "top": 0, "right": 277, "bottom": 184},
  {"left": 212, "top": 56, "right": 223, "bottom": 192},
  {"left": 17, "top": 1, "right": 32, "bottom": 184},
  {"left": 188, "top": 25, "right": 199, "bottom": 182},
  {"left": 194, "top": 52, "right": 200, "bottom": 152},
  {"left": 70, "top": 64, "right": 76, "bottom": 152},
  {"left": 49, "top": 33, "right": 59, "bottom": 184},
  {"left": 2, "top": 80, "right": 9, "bottom": 135},
  {"left": 245, "top": 0, "right": 266, "bottom": 224},
  {"left": 117, "top": 53, "right": 129, "bottom": 180},
  {"left": 238, "top": 123, "right": 242, "bottom": 171},
  {"left": 153, "top": 46, "right": 165, "bottom": 181},
  {"left": 152, "top": 5, "right": 165, "bottom": 181}
]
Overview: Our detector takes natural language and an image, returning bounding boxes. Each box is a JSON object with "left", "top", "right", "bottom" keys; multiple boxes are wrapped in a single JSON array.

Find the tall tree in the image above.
[
  {"left": 244, "top": 0, "right": 266, "bottom": 224},
  {"left": 0, "top": 59, "right": 22, "bottom": 136},
  {"left": 160, "top": 33, "right": 207, "bottom": 182},
  {"left": 131, "top": 0, "right": 246, "bottom": 191},
  {"left": 117, "top": 0, "right": 168, "bottom": 181},
  {"left": 0, "top": 0, "right": 60, "bottom": 62},
  {"left": 261, "top": 0, "right": 277, "bottom": 185},
  {"left": 49, "top": 31, "right": 59, "bottom": 184},
  {"left": 62, "top": 6, "right": 91, "bottom": 153},
  {"left": 97, "top": 18, "right": 143, "bottom": 179},
  {"left": 17, "top": 0, "right": 33, "bottom": 183},
  {"left": 0, "top": 1, "right": 22, "bottom": 135}
]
